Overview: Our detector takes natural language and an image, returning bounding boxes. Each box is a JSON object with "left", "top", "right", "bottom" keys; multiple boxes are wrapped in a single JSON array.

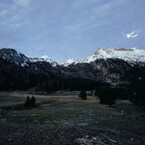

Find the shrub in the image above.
[
  {"left": 79, "top": 90, "right": 87, "bottom": 100},
  {"left": 129, "top": 91, "right": 145, "bottom": 106},
  {"left": 98, "top": 87, "right": 116, "bottom": 107}
]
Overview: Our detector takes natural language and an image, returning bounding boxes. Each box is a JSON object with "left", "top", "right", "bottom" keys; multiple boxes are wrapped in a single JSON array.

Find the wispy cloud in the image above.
[
  {"left": 13, "top": 0, "right": 32, "bottom": 8},
  {"left": 0, "top": 0, "right": 145, "bottom": 61},
  {"left": 0, "top": 9, "right": 9, "bottom": 16},
  {"left": 126, "top": 31, "right": 138, "bottom": 39}
]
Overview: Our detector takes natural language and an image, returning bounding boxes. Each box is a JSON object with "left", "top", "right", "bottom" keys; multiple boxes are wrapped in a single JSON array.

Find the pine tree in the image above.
[
  {"left": 79, "top": 90, "right": 87, "bottom": 100},
  {"left": 98, "top": 87, "right": 116, "bottom": 107},
  {"left": 25, "top": 96, "right": 31, "bottom": 107},
  {"left": 31, "top": 96, "right": 36, "bottom": 107},
  {"left": 25, "top": 96, "right": 36, "bottom": 107}
]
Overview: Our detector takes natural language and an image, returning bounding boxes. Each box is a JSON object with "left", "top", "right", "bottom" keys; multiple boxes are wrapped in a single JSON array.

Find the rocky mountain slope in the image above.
[
  {"left": 58, "top": 58, "right": 145, "bottom": 84},
  {"left": 0, "top": 48, "right": 58, "bottom": 67},
  {"left": 0, "top": 48, "right": 29, "bottom": 65}
]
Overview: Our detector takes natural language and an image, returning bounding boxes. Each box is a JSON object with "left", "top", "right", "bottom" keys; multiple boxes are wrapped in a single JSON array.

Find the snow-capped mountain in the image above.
[
  {"left": 30, "top": 55, "right": 58, "bottom": 66},
  {"left": 0, "top": 48, "right": 29, "bottom": 64},
  {"left": 62, "top": 58, "right": 81, "bottom": 66},
  {"left": 0, "top": 47, "right": 145, "bottom": 85},
  {"left": 0, "top": 47, "right": 145, "bottom": 68},
  {"left": 0, "top": 48, "right": 58, "bottom": 67},
  {"left": 62, "top": 47, "right": 145, "bottom": 66},
  {"left": 84, "top": 47, "right": 145, "bottom": 64}
]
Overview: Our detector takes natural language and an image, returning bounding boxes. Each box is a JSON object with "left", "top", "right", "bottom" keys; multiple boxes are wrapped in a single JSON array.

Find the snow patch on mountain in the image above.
[
  {"left": 84, "top": 47, "right": 145, "bottom": 64},
  {"left": 62, "top": 58, "right": 81, "bottom": 66},
  {"left": 30, "top": 55, "right": 59, "bottom": 66}
]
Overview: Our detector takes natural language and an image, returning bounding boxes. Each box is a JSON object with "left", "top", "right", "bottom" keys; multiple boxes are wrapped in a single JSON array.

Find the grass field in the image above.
[{"left": 0, "top": 91, "right": 145, "bottom": 145}]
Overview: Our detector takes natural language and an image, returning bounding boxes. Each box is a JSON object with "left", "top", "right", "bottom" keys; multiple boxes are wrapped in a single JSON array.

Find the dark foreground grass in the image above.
[{"left": 0, "top": 92, "right": 145, "bottom": 145}]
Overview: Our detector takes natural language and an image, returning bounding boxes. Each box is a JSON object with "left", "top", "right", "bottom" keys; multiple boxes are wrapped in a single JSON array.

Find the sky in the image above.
[{"left": 0, "top": 0, "right": 145, "bottom": 62}]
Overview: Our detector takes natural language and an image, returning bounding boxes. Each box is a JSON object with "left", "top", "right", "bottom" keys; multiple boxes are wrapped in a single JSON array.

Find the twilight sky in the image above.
[{"left": 0, "top": 0, "right": 145, "bottom": 62}]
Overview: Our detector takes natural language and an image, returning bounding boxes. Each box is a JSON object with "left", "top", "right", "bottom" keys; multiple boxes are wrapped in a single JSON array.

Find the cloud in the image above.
[
  {"left": 72, "top": 0, "right": 100, "bottom": 9},
  {"left": 0, "top": 0, "right": 145, "bottom": 61},
  {"left": 0, "top": 9, "right": 9, "bottom": 16},
  {"left": 13, "top": 0, "right": 32, "bottom": 8},
  {"left": 126, "top": 31, "right": 138, "bottom": 39}
]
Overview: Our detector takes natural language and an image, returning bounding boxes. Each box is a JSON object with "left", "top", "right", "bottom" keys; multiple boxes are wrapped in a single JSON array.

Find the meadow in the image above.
[{"left": 0, "top": 91, "right": 145, "bottom": 145}]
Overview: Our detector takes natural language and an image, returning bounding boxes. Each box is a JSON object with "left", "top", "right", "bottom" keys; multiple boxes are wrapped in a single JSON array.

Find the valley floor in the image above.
[{"left": 0, "top": 91, "right": 145, "bottom": 145}]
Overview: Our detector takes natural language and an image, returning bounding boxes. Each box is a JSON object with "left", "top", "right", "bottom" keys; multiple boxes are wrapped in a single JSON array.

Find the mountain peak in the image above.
[
  {"left": 40, "top": 55, "right": 51, "bottom": 60},
  {"left": 30, "top": 55, "right": 58, "bottom": 66},
  {"left": 0, "top": 48, "right": 28, "bottom": 64},
  {"left": 66, "top": 58, "right": 79, "bottom": 63},
  {"left": 62, "top": 58, "right": 81, "bottom": 66}
]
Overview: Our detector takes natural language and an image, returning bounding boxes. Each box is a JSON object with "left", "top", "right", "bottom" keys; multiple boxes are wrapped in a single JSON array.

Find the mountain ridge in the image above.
[
  {"left": 0, "top": 47, "right": 145, "bottom": 67},
  {"left": 84, "top": 47, "right": 145, "bottom": 64},
  {"left": 0, "top": 47, "right": 145, "bottom": 91}
]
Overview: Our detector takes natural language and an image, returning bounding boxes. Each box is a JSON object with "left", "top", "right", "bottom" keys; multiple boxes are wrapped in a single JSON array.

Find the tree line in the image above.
[{"left": 94, "top": 80, "right": 145, "bottom": 106}]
